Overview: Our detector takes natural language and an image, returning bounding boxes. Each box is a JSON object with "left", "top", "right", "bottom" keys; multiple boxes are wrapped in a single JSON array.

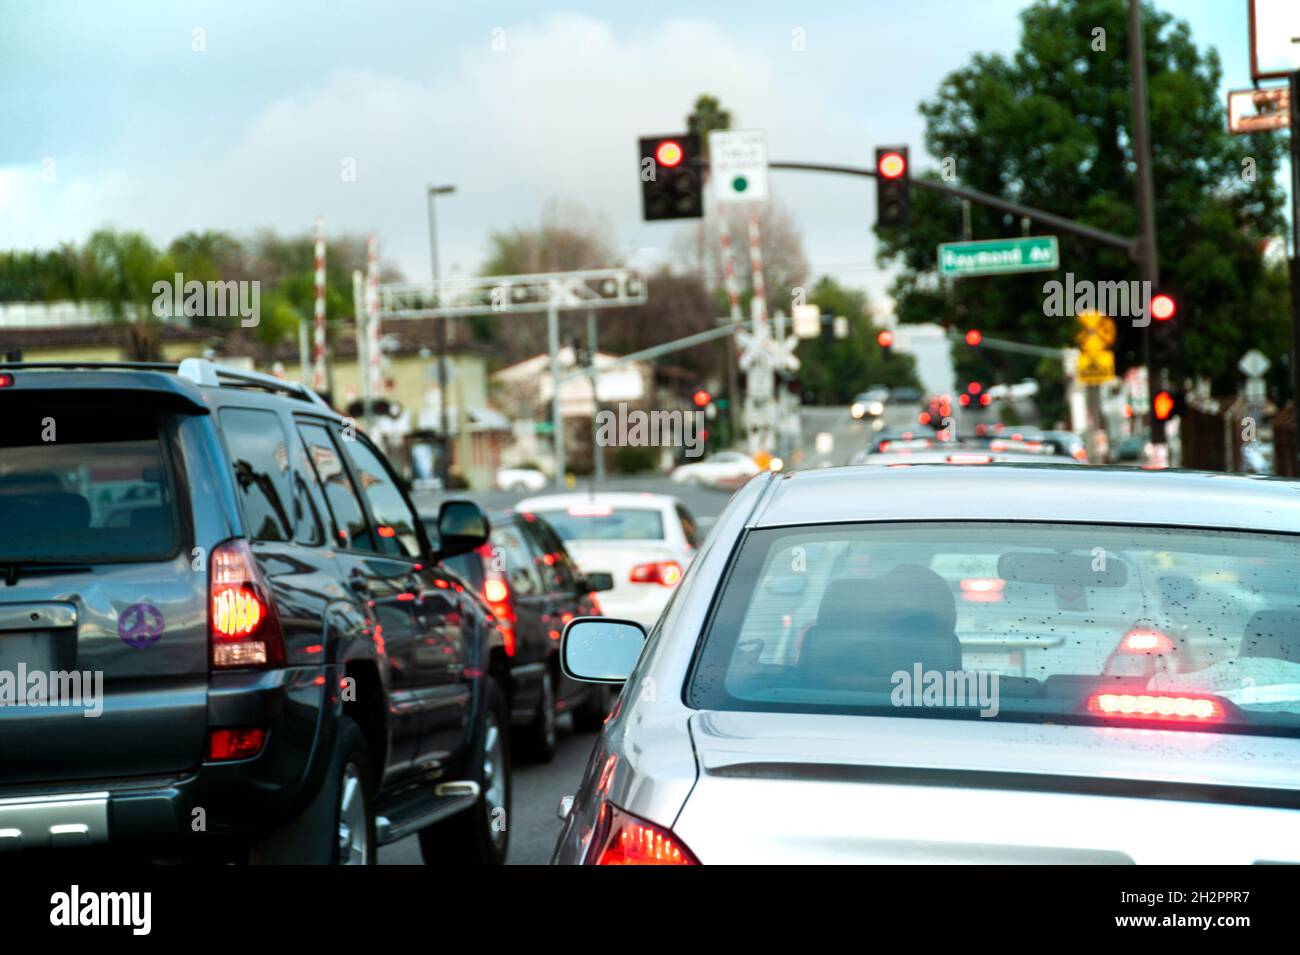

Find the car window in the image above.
[
  {"left": 220, "top": 407, "right": 300, "bottom": 543},
  {"left": 298, "top": 422, "right": 374, "bottom": 552},
  {"left": 676, "top": 504, "right": 702, "bottom": 549},
  {"left": 0, "top": 406, "right": 177, "bottom": 562},
  {"left": 532, "top": 506, "right": 665, "bottom": 541},
  {"left": 690, "top": 521, "right": 1300, "bottom": 737},
  {"left": 494, "top": 522, "right": 543, "bottom": 597},
  {"left": 338, "top": 437, "right": 421, "bottom": 559},
  {"left": 523, "top": 515, "right": 578, "bottom": 591}
]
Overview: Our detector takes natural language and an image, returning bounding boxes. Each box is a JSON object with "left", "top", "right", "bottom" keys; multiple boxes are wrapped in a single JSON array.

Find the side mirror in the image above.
[
  {"left": 561, "top": 617, "right": 646, "bottom": 684},
  {"left": 434, "top": 500, "right": 490, "bottom": 560},
  {"left": 582, "top": 571, "right": 615, "bottom": 593}
]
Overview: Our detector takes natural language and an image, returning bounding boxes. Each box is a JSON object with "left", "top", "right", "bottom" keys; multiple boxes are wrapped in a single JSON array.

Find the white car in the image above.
[
  {"left": 670, "top": 451, "right": 760, "bottom": 488},
  {"left": 496, "top": 467, "right": 548, "bottom": 492},
  {"left": 514, "top": 492, "right": 703, "bottom": 630}
]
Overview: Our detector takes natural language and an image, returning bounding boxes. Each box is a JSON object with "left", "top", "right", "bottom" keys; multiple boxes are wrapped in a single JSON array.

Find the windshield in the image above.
[
  {"left": 532, "top": 507, "right": 665, "bottom": 542},
  {"left": 689, "top": 522, "right": 1300, "bottom": 736},
  {"left": 0, "top": 407, "right": 178, "bottom": 563}
]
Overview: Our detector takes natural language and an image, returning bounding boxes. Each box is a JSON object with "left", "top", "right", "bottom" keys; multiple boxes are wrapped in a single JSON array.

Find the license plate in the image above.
[{"left": 0, "top": 632, "right": 56, "bottom": 677}]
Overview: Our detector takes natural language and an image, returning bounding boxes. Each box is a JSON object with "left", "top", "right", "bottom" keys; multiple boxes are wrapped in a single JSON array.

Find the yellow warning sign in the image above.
[{"left": 1076, "top": 349, "right": 1116, "bottom": 386}]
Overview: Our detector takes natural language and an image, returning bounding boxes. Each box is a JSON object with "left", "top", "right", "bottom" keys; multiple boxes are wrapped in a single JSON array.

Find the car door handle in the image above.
[{"left": 348, "top": 573, "right": 372, "bottom": 598}]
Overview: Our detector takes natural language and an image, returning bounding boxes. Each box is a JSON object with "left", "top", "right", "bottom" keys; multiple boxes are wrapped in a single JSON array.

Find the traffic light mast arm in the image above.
[
  {"left": 742, "top": 160, "right": 1137, "bottom": 256},
  {"left": 945, "top": 328, "right": 1065, "bottom": 359}
]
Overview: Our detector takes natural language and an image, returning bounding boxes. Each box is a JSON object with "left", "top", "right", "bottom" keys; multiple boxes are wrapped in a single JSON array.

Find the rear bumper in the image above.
[{"left": 0, "top": 664, "right": 337, "bottom": 852}]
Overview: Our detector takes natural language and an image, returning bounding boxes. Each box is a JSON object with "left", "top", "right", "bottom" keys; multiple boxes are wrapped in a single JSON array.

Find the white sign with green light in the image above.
[{"left": 709, "top": 128, "right": 768, "bottom": 205}]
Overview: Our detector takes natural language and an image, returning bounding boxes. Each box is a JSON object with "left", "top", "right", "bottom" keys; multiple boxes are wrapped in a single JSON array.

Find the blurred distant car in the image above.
[
  {"left": 1111, "top": 434, "right": 1148, "bottom": 464},
  {"left": 888, "top": 386, "right": 922, "bottom": 404},
  {"left": 850, "top": 387, "right": 889, "bottom": 420},
  {"left": 1040, "top": 430, "right": 1089, "bottom": 463},
  {"left": 670, "top": 450, "right": 759, "bottom": 487},
  {"left": 514, "top": 492, "right": 703, "bottom": 630},
  {"left": 427, "top": 509, "right": 613, "bottom": 763},
  {"left": 496, "top": 467, "right": 547, "bottom": 492}
]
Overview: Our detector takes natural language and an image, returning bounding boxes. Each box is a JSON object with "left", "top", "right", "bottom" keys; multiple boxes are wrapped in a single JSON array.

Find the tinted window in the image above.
[
  {"left": 532, "top": 507, "right": 665, "bottom": 541},
  {"left": 298, "top": 422, "right": 374, "bottom": 552},
  {"left": 340, "top": 438, "right": 421, "bottom": 558},
  {"left": 0, "top": 407, "right": 176, "bottom": 561},
  {"left": 494, "top": 522, "right": 543, "bottom": 597},
  {"left": 220, "top": 408, "right": 297, "bottom": 542},
  {"left": 676, "top": 505, "right": 702, "bottom": 549},
  {"left": 524, "top": 516, "right": 578, "bottom": 591},
  {"left": 691, "top": 522, "right": 1300, "bottom": 737}
]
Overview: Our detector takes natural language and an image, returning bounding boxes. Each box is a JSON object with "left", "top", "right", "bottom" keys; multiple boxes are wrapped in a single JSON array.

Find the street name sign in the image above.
[{"left": 937, "top": 236, "right": 1060, "bottom": 277}]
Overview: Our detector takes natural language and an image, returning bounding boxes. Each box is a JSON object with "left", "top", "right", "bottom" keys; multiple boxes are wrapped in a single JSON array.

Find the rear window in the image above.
[
  {"left": 0, "top": 407, "right": 177, "bottom": 562},
  {"left": 690, "top": 522, "right": 1300, "bottom": 737},
  {"left": 532, "top": 506, "right": 664, "bottom": 542}
]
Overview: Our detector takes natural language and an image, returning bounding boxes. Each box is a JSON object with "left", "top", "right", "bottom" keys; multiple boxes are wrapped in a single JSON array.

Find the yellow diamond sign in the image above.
[{"left": 1076, "top": 349, "right": 1116, "bottom": 386}]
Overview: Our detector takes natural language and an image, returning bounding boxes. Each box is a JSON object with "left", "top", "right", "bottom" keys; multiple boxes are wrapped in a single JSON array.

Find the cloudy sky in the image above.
[{"left": 0, "top": 0, "right": 1262, "bottom": 306}]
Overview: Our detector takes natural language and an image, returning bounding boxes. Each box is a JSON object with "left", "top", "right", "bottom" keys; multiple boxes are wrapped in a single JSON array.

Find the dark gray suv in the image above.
[{"left": 0, "top": 359, "right": 509, "bottom": 864}]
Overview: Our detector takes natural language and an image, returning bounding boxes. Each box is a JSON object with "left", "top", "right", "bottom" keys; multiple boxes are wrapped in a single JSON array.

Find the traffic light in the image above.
[
  {"left": 875, "top": 146, "right": 910, "bottom": 230},
  {"left": 965, "top": 329, "right": 982, "bottom": 347},
  {"left": 639, "top": 134, "right": 702, "bottom": 220},
  {"left": 1152, "top": 389, "right": 1182, "bottom": 422},
  {"left": 1150, "top": 291, "right": 1182, "bottom": 367},
  {"left": 692, "top": 388, "right": 711, "bottom": 408},
  {"left": 877, "top": 328, "right": 893, "bottom": 360}
]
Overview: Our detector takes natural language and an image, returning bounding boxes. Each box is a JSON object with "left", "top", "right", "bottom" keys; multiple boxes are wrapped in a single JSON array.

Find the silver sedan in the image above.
[{"left": 553, "top": 464, "right": 1300, "bottom": 864}]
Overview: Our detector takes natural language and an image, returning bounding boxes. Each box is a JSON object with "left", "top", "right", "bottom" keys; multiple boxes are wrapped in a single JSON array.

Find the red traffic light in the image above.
[
  {"left": 692, "top": 388, "right": 711, "bottom": 408},
  {"left": 877, "top": 330, "right": 894, "bottom": 348},
  {"left": 655, "top": 140, "right": 684, "bottom": 168},
  {"left": 1151, "top": 293, "right": 1176, "bottom": 322},
  {"left": 1153, "top": 390, "right": 1176, "bottom": 421},
  {"left": 965, "top": 329, "right": 982, "bottom": 346},
  {"left": 968, "top": 381, "right": 981, "bottom": 394},
  {"left": 878, "top": 151, "right": 907, "bottom": 180}
]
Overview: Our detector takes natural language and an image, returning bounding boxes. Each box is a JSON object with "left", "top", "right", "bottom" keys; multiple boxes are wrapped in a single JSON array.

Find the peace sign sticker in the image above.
[{"left": 118, "top": 602, "right": 165, "bottom": 649}]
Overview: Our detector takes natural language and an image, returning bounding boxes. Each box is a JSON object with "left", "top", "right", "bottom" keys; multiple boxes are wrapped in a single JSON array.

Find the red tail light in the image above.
[
  {"left": 210, "top": 539, "right": 285, "bottom": 668},
  {"left": 207, "top": 727, "right": 267, "bottom": 761},
  {"left": 483, "top": 576, "right": 517, "bottom": 656},
  {"left": 0, "top": 372, "right": 14, "bottom": 388},
  {"left": 946, "top": 453, "right": 992, "bottom": 465},
  {"left": 1086, "top": 690, "right": 1226, "bottom": 725},
  {"left": 629, "top": 561, "right": 682, "bottom": 587},
  {"left": 592, "top": 804, "right": 699, "bottom": 866}
]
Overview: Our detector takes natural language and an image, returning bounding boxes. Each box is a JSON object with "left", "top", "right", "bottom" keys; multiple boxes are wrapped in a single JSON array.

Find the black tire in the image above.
[
  {"left": 572, "top": 683, "right": 611, "bottom": 733},
  {"left": 514, "top": 668, "right": 558, "bottom": 763},
  {"left": 248, "top": 715, "right": 376, "bottom": 865},
  {"left": 418, "top": 680, "right": 511, "bottom": 865}
]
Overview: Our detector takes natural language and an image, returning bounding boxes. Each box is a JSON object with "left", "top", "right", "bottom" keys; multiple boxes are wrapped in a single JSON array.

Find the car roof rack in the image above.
[{"left": 0, "top": 359, "right": 333, "bottom": 410}]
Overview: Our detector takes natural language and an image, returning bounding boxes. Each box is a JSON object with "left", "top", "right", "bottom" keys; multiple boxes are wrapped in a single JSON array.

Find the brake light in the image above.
[
  {"left": 1120, "top": 628, "right": 1175, "bottom": 654},
  {"left": 629, "top": 561, "right": 682, "bottom": 587},
  {"left": 1073, "top": 447, "right": 1088, "bottom": 462},
  {"left": 960, "top": 577, "right": 1004, "bottom": 602},
  {"left": 483, "top": 576, "right": 516, "bottom": 656},
  {"left": 568, "top": 503, "right": 613, "bottom": 517},
  {"left": 210, "top": 539, "right": 285, "bottom": 668},
  {"left": 0, "top": 372, "right": 13, "bottom": 388},
  {"left": 207, "top": 727, "right": 267, "bottom": 761},
  {"left": 1086, "top": 690, "right": 1226, "bottom": 724},
  {"left": 592, "top": 804, "right": 699, "bottom": 866},
  {"left": 946, "top": 453, "right": 992, "bottom": 465}
]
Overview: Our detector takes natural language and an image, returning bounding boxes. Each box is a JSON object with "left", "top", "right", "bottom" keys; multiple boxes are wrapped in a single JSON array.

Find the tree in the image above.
[
  {"left": 793, "top": 276, "right": 922, "bottom": 404},
  {"left": 879, "top": 0, "right": 1288, "bottom": 396},
  {"left": 688, "top": 94, "right": 732, "bottom": 160},
  {"left": 81, "top": 229, "right": 175, "bottom": 360}
]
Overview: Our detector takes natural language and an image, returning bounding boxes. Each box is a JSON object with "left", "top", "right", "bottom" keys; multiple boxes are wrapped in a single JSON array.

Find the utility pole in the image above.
[
  {"left": 1289, "top": 67, "right": 1300, "bottom": 470},
  {"left": 1129, "top": 0, "right": 1164, "bottom": 459},
  {"left": 426, "top": 184, "right": 456, "bottom": 485},
  {"left": 352, "top": 270, "right": 368, "bottom": 431},
  {"left": 586, "top": 307, "right": 606, "bottom": 483},
  {"left": 548, "top": 282, "right": 564, "bottom": 486}
]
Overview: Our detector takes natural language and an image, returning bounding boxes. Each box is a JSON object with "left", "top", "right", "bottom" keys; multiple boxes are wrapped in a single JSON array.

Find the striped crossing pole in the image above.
[
  {"left": 312, "top": 217, "right": 327, "bottom": 392},
  {"left": 718, "top": 222, "right": 743, "bottom": 324},
  {"left": 366, "top": 233, "right": 382, "bottom": 399},
  {"left": 746, "top": 213, "right": 768, "bottom": 334}
]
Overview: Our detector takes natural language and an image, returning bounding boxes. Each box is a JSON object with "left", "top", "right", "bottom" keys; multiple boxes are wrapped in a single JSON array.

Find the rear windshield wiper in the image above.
[{"left": 0, "top": 561, "right": 93, "bottom": 586}]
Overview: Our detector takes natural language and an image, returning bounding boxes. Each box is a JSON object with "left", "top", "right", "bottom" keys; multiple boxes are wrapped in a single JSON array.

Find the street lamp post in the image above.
[{"left": 427, "top": 184, "right": 456, "bottom": 485}]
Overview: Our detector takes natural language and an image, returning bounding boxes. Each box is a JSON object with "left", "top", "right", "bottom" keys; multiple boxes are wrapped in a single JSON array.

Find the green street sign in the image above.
[{"left": 937, "top": 235, "right": 1059, "bottom": 277}]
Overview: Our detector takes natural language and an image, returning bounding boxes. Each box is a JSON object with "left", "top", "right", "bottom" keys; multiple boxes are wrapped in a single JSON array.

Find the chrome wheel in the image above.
[
  {"left": 336, "top": 761, "right": 370, "bottom": 865},
  {"left": 482, "top": 711, "right": 507, "bottom": 851}
]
